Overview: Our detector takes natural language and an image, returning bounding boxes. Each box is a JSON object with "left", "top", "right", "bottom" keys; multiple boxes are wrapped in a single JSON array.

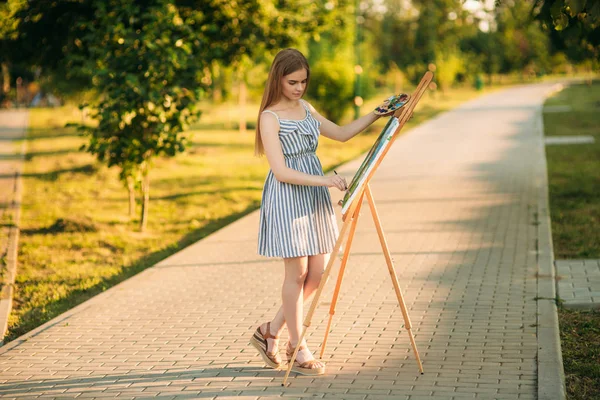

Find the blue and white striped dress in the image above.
[{"left": 258, "top": 101, "right": 339, "bottom": 258}]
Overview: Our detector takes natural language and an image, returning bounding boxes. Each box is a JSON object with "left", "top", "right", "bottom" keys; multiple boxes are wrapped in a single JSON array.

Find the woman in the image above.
[{"left": 251, "top": 48, "right": 385, "bottom": 376}]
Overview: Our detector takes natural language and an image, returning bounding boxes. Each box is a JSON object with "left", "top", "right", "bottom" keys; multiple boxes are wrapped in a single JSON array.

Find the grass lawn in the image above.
[
  {"left": 4, "top": 83, "right": 512, "bottom": 343},
  {"left": 544, "top": 81, "right": 600, "bottom": 259},
  {"left": 558, "top": 308, "right": 600, "bottom": 399},
  {"left": 543, "top": 80, "right": 600, "bottom": 400}
]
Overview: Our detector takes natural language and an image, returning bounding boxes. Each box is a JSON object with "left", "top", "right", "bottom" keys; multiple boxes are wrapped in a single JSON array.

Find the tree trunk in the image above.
[
  {"left": 140, "top": 167, "right": 150, "bottom": 232},
  {"left": 238, "top": 80, "right": 247, "bottom": 134},
  {"left": 126, "top": 175, "right": 136, "bottom": 217},
  {"left": 1, "top": 63, "right": 10, "bottom": 95},
  {"left": 212, "top": 62, "right": 222, "bottom": 103}
]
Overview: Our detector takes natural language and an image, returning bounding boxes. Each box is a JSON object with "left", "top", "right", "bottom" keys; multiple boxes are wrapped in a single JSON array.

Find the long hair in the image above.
[{"left": 255, "top": 48, "right": 310, "bottom": 156}]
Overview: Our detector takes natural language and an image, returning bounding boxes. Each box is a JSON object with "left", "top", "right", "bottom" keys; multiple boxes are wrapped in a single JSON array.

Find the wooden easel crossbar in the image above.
[{"left": 283, "top": 71, "right": 434, "bottom": 386}]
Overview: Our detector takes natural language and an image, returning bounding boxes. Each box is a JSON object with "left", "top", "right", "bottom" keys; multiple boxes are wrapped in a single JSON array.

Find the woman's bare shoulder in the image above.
[{"left": 300, "top": 99, "right": 319, "bottom": 114}]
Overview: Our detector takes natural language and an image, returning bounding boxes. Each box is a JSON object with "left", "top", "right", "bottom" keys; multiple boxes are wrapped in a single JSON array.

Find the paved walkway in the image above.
[
  {"left": 0, "top": 109, "right": 28, "bottom": 340},
  {"left": 556, "top": 259, "right": 600, "bottom": 308},
  {"left": 0, "top": 84, "right": 564, "bottom": 399}
]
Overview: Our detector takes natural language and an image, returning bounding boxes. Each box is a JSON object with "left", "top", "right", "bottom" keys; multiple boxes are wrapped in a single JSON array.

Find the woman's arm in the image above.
[
  {"left": 260, "top": 113, "right": 347, "bottom": 190},
  {"left": 305, "top": 101, "right": 381, "bottom": 142}
]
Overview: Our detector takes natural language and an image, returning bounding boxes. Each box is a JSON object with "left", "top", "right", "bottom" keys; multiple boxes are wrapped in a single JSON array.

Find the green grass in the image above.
[
  {"left": 543, "top": 80, "right": 600, "bottom": 259},
  {"left": 5, "top": 84, "right": 500, "bottom": 343},
  {"left": 558, "top": 309, "right": 600, "bottom": 400},
  {"left": 543, "top": 80, "right": 600, "bottom": 400}
]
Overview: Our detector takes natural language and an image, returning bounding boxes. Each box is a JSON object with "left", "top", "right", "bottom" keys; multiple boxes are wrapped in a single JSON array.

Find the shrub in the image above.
[{"left": 307, "top": 59, "right": 355, "bottom": 124}]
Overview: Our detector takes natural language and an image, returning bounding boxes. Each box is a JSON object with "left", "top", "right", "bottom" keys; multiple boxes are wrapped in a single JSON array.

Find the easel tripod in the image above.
[{"left": 283, "top": 71, "right": 434, "bottom": 386}]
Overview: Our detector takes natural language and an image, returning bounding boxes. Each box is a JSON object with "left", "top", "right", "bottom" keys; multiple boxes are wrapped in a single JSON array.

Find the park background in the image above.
[{"left": 0, "top": 0, "right": 598, "bottom": 398}]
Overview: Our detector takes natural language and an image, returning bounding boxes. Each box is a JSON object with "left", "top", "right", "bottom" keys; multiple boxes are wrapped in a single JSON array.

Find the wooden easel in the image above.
[{"left": 283, "top": 71, "right": 434, "bottom": 385}]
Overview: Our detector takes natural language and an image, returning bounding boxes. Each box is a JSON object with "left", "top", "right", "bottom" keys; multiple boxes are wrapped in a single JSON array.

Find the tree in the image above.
[
  {"left": 76, "top": 1, "right": 203, "bottom": 230},
  {"left": 6, "top": 0, "right": 333, "bottom": 230},
  {"left": 473, "top": 0, "right": 599, "bottom": 62},
  {"left": 533, "top": 0, "right": 600, "bottom": 62}
]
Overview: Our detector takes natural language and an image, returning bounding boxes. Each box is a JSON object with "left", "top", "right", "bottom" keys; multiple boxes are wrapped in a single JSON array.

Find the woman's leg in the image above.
[
  {"left": 262, "top": 253, "right": 329, "bottom": 337},
  {"left": 304, "top": 253, "right": 329, "bottom": 296},
  {"left": 262, "top": 253, "right": 329, "bottom": 367},
  {"left": 281, "top": 256, "right": 309, "bottom": 347},
  {"left": 287, "top": 253, "right": 327, "bottom": 366},
  {"left": 259, "top": 253, "right": 329, "bottom": 367},
  {"left": 259, "top": 256, "right": 307, "bottom": 357}
]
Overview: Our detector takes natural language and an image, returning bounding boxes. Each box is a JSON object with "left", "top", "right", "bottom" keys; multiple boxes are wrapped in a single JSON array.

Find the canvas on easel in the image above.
[
  {"left": 283, "top": 71, "right": 434, "bottom": 386},
  {"left": 339, "top": 116, "right": 399, "bottom": 215}
]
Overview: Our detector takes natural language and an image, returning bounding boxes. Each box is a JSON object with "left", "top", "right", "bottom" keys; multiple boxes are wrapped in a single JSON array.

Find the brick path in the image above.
[
  {"left": 556, "top": 259, "right": 600, "bottom": 308},
  {"left": 0, "top": 84, "right": 563, "bottom": 399}
]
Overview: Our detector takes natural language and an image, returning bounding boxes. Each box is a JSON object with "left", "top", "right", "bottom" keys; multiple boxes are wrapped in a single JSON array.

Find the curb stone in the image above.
[{"left": 536, "top": 83, "right": 566, "bottom": 400}]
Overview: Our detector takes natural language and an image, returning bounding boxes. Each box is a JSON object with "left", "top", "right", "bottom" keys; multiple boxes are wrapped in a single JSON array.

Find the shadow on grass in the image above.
[
  {"left": 0, "top": 164, "right": 97, "bottom": 180},
  {"left": 21, "top": 217, "right": 99, "bottom": 235},
  {"left": 25, "top": 130, "right": 83, "bottom": 141},
  {"left": 0, "top": 148, "right": 78, "bottom": 161},
  {"left": 152, "top": 186, "right": 262, "bottom": 201},
  {"left": 190, "top": 121, "right": 257, "bottom": 131},
  {"left": 4, "top": 201, "right": 260, "bottom": 343},
  {"left": 189, "top": 141, "right": 250, "bottom": 150},
  {"left": 98, "top": 185, "right": 262, "bottom": 202}
]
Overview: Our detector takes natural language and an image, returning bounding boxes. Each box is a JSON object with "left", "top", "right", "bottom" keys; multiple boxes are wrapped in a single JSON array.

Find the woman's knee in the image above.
[
  {"left": 304, "top": 272, "right": 323, "bottom": 293},
  {"left": 284, "top": 257, "right": 308, "bottom": 285}
]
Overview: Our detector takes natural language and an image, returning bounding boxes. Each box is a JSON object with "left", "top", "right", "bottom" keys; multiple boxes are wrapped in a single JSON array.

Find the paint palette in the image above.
[{"left": 373, "top": 93, "right": 410, "bottom": 115}]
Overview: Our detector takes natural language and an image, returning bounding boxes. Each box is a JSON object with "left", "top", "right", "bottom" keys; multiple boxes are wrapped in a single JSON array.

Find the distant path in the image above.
[
  {"left": 0, "top": 83, "right": 566, "bottom": 399},
  {"left": 0, "top": 109, "right": 29, "bottom": 344}
]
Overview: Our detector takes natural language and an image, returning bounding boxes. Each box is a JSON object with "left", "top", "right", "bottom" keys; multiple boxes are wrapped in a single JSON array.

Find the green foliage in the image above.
[
  {"left": 491, "top": 1, "right": 554, "bottom": 74},
  {"left": 545, "top": 0, "right": 599, "bottom": 31},
  {"left": 434, "top": 47, "right": 465, "bottom": 90},
  {"left": 304, "top": 1, "right": 363, "bottom": 119},
  {"left": 74, "top": 1, "right": 204, "bottom": 228},
  {"left": 533, "top": 0, "right": 599, "bottom": 61},
  {"left": 4, "top": 0, "right": 341, "bottom": 227},
  {"left": 307, "top": 58, "right": 355, "bottom": 124}
]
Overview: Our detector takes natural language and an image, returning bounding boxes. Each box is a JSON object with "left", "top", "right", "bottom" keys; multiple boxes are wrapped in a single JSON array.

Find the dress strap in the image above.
[
  {"left": 262, "top": 110, "right": 280, "bottom": 122},
  {"left": 299, "top": 99, "right": 310, "bottom": 112}
]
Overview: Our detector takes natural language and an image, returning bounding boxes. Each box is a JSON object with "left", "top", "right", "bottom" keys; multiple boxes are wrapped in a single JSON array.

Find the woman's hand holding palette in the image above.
[{"left": 373, "top": 93, "right": 410, "bottom": 116}]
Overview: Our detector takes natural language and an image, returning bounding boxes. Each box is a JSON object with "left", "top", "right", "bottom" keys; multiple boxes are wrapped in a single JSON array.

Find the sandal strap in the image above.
[
  {"left": 286, "top": 342, "right": 307, "bottom": 356},
  {"left": 262, "top": 322, "right": 279, "bottom": 340},
  {"left": 261, "top": 323, "right": 279, "bottom": 357},
  {"left": 252, "top": 326, "right": 282, "bottom": 366},
  {"left": 296, "top": 359, "right": 322, "bottom": 369}
]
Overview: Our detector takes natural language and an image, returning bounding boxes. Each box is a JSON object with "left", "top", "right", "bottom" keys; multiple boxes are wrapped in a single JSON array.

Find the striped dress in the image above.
[{"left": 258, "top": 101, "right": 339, "bottom": 258}]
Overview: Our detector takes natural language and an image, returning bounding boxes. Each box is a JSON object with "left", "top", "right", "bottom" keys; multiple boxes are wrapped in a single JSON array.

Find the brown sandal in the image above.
[
  {"left": 250, "top": 322, "right": 282, "bottom": 369},
  {"left": 286, "top": 342, "right": 326, "bottom": 376}
]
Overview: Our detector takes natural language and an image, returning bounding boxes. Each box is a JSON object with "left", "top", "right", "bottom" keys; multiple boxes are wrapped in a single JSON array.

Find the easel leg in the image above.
[
  {"left": 282, "top": 198, "right": 360, "bottom": 386},
  {"left": 320, "top": 192, "right": 365, "bottom": 359},
  {"left": 365, "top": 184, "right": 424, "bottom": 374}
]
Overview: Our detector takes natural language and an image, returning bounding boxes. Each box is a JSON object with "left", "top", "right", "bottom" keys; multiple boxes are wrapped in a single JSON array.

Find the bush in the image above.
[
  {"left": 434, "top": 47, "right": 465, "bottom": 91},
  {"left": 307, "top": 59, "right": 355, "bottom": 124}
]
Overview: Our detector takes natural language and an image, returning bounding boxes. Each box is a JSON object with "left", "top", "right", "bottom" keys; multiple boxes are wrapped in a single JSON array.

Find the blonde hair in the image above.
[{"left": 255, "top": 48, "right": 310, "bottom": 156}]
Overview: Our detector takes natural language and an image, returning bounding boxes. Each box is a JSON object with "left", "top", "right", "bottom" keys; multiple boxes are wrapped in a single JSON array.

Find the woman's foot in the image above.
[
  {"left": 286, "top": 342, "right": 326, "bottom": 376},
  {"left": 260, "top": 322, "right": 280, "bottom": 356},
  {"left": 249, "top": 322, "right": 282, "bottom": 369}
]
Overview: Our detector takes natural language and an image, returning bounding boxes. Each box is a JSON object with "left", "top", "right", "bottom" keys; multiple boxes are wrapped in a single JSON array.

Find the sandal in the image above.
[
  {"left": 250, "top": 322, "right": 282, "bottom": 369},
  {"left": 286, "top": 342, "right": 326, "bottom": 376}
]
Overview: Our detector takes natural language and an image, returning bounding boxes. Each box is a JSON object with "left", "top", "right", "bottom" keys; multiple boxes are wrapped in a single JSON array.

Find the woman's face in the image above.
[{"left": 280, "top": 68, "right": 307, "bottom": 101}]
